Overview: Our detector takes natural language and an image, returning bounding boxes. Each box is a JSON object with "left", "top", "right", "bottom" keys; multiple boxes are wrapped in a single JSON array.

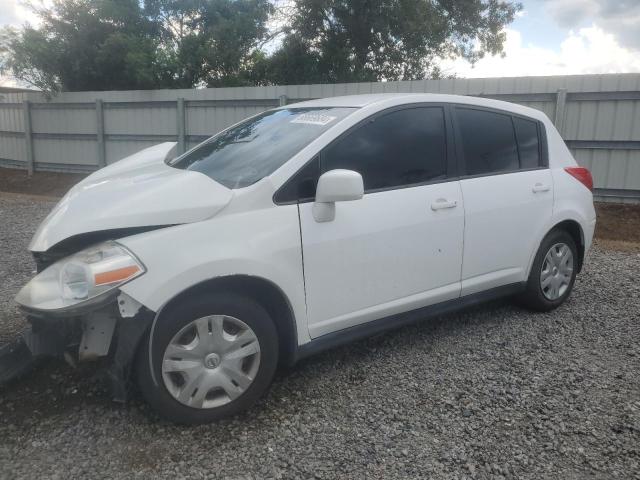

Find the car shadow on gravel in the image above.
[
  {"left": 289, "top": 297, "right": 517, "bottom": 372},
  {"left": 0, "top": 296, "right": 516, "bottom": 426},
  {"left": 0, "top": 359, "right": 116, "bottom": 422}
]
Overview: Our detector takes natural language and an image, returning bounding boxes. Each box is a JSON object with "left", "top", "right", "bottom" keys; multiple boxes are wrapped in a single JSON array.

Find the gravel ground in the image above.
[{"left": 0, "top": 192, "right": 639, "bottom": 480}]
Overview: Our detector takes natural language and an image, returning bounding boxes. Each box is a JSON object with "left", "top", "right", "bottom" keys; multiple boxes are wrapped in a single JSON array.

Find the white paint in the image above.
[
  {"left": 300, "top": 180, "right": 464, "bottom": 338},
  {"left": 312, "top": 169, "right": 364, "bottom": 222},
  {"left": 29, "top": 142, "right": 232, "bottom": 251},
  {"left": 459, "top": 169, "right": 554, "bottom": 295},
  {"left": 117, "top": 292, "right": 143, "bottom": 318},
  {"left": 117, "top": 179, "right": 311, "bottom": 346},
  {"left": 24, "top": 93, "right": 596, "bottom": 352}
]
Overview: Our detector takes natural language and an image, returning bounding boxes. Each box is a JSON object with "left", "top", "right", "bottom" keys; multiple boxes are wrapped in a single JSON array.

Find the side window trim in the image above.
[
  {"left": 452, "top": 104, "right": 549, "bottom": 179},
  {"left": 444, "top": 103, "right": 459, "bottom": 178},
  {"left": 511, "top": 115, "right": 523, "bottom": 169},
  {"left": 274, "top": 102, "right": 458, "bottom": 205},
  {"left": 275, "top": 155, "right": 320, "bottom": 204},
  {"left": 539, "top": 121, "right": 549, "bottom": 168}
]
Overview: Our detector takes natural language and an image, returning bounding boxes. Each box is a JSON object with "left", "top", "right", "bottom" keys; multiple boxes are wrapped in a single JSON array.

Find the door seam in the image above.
[{"left": 296, "top": 203, "right": 311, "bottom": 337}]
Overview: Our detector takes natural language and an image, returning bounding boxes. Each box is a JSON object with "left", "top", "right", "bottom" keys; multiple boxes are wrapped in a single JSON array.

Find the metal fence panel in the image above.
[{"left": 1, "top": 73, "right": 639, "bottom": 202}]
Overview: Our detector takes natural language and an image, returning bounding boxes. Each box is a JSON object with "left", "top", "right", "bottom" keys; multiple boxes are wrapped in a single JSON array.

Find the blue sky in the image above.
[
  {"left": 1, "top": 0, "right": 639, "bottom": 84},
  {"left": 439, "top": 0, "right": 640, "bottom": 77},
  {"left": 511, "top": 1, "right": 569, "bottom": 50}
]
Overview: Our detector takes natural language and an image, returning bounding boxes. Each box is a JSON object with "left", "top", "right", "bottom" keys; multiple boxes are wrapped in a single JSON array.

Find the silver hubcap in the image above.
[
  {"left": 541, "top": 242, "right": 574, "bottom": 300},
  {"left": 161, "top": 315, "right": 261, "bottom": 409}
]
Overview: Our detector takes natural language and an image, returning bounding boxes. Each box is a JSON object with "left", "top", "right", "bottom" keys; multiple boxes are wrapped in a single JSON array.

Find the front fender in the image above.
[{"left": 117, "top": 202, "right": 309, "bottom": 346}]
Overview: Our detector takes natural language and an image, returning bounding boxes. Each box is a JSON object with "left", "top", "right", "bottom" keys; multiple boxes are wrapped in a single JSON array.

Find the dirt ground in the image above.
[
  {"left": 0, "top": 167, "right": 639, "bottom": 248},
  {"left": 0, "top": 168, "right": 86, "bottom": 198},
  {"left": 593, "top": 203, "right": 640, "bottom": 251}
]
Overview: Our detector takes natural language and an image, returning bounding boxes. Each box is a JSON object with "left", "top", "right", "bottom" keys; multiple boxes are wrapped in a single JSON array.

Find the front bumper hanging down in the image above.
[
  {"left": 0, "top": 323, "right": 68, "bottom": 384},
  {"left": 0, "top": 294, "right": 154, "bottom": 402}
]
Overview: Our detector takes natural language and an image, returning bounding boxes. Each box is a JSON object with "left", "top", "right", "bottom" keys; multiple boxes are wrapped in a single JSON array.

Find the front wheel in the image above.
[
  {"left": 136, "top": 292, "right": 279, "bottom": 424},
  {"left": 519, "top": 229, "right": 578, "bottom": 312}
]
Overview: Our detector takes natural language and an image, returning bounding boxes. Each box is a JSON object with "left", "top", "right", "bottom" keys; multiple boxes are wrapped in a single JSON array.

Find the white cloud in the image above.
[
  {"left": 440, "top": 25, "right": 640, "bottom": 78},
  {"left": 0, "top": 0, "right": 42, "bottom": 28},
  {"left": 544, "top": 0, "right": 640, "bottom": 50},
  {"left": 0, "top": 1, "right": 48, "bottom": 88}
]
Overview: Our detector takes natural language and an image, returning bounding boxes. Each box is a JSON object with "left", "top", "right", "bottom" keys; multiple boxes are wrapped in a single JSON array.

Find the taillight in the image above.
[{"left": 564, "top": 167, "right": 593, "bottom": 192}]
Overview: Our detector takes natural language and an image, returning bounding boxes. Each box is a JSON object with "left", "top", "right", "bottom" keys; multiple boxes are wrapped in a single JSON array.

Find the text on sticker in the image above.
[{"left": 290, "top": 113, "right": 337, "bottom": 126}]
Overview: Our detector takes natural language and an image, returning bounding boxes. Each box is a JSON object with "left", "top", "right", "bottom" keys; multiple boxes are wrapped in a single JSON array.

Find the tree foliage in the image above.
[
  {"left": 2, "top": 0, "right": 161, "bottom": 92},
  {"left": 1, "top": 0, "right": 272, "bottom": 92},
  {"left": 145, "top": 0, "right": 272, "bottom": 87},
  {"left": 0, "top": 0, "right": 520, "bottom": 92},
  {"left": 268, "top": 0, "right": 521, "bottom": 83}
]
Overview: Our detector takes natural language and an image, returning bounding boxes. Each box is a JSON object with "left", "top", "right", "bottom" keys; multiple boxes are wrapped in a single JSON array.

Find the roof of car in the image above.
[{"left": 285, "top": 93, "right": 547, "bottom": 122}]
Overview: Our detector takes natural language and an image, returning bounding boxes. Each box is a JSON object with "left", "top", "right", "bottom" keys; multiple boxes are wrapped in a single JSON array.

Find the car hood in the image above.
[{"left": 30, "top": 142, "right": 233, "bottom": 252}]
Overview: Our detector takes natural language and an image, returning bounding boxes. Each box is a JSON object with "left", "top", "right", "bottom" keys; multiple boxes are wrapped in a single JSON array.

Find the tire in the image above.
[
  {"left": 136, "top": 292, "right": 279, "bottom": 424},
  {"left": 519, "top": 229, "right": 578, "bottom": 312}
]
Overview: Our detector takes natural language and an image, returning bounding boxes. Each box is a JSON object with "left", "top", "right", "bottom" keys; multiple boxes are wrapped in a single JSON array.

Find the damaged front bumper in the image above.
[{"left": 0, "top": 292, "right": 154, "bottom": 402}]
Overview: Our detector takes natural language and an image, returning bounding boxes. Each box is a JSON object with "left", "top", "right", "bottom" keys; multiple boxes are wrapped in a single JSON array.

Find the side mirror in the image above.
[{"left": 313, "top": 169, "right": 364, "bottom": 222}]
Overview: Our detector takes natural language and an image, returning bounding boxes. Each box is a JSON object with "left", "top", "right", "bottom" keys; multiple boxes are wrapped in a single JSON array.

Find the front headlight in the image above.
[{"left": 15, "top": 241, "right": 145, "bottom": 312}]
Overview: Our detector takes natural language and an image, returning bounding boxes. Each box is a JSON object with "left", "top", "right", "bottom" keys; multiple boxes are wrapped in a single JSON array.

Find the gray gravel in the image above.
[
  {"left": 0, "top": 194, "right": 56, "bottom": 343},
  {"left": 0, "top": 192, "right": 639, "bottom": 480}
]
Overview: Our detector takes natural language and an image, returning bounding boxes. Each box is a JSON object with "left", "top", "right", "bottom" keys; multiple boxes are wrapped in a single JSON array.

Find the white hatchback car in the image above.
[{"left": 13, "top": 93, "right": 596, "bottom": 423}]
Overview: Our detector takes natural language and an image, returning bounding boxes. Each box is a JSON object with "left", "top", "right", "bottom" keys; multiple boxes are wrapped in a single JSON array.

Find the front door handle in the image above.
[
  {"left": 532, "top": 183, "right": 551, "bottom": 193},
  {"left": 431, "top": 198, "right": 458, "bottom": 211}
]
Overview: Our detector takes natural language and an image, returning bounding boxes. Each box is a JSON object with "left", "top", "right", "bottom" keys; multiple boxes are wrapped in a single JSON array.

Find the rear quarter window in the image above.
[{"left": 513, "top": 116, "right": 542, "bottom": 169}]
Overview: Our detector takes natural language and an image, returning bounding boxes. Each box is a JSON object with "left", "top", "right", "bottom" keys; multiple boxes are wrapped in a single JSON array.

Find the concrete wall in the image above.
[{"left": 1, "top": 73, "right": 639, "bottom": 203}]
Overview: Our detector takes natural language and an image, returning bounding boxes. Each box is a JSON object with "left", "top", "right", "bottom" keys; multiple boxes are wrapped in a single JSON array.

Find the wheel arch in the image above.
[
  {"left": 548, "top": 219, "right": 586, "bottom": 272},
  {"left": 146, "top": 274, "right": 299, "bottom": 385}
]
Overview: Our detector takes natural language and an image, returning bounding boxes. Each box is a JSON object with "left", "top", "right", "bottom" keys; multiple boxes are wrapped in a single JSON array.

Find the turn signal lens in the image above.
[
  {"left": 564, "top": 167, "right": 593, "bottom": 192},
  {"left": 94, "top": 265, "right": 141, "bottom": 286}
]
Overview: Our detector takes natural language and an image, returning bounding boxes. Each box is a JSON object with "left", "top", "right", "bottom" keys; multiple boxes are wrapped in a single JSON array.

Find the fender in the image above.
[
  {"left": 525, "top": 205, "right": 594, "bottom": 278},
  {"left": 142, "top": 273, "right": 299, "bottom": 386},
  {"left": 116, "top": 196, "right": 309, "bottom": 347}
]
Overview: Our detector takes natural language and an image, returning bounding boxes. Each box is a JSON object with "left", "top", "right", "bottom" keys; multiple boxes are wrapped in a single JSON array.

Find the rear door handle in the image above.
[
  {"left": 532, "top": 183, "right": 550, "bottom": 193},
  {"left": 431, "top": 198, "right": 458, "bottom": 211}
]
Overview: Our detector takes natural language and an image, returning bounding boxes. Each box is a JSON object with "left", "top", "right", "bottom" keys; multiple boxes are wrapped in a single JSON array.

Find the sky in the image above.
[
  {"left": 439, "top": 0, "right": 640, "bottom": 77},
  {"left": 1, "top": 0, "right": 639, "bottom": 88}
]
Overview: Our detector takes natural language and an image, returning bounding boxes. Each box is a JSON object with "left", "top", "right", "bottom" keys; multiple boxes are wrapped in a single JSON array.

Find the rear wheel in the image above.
[
  {"left": 136, "top": 292, "right": 279, "bottom": 424},
  {"left": 519, "top": 229, "right": 578, "bottom": 311}
]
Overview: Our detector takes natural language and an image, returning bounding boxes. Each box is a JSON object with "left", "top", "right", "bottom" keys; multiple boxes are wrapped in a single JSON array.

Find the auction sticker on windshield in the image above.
[{"left": 290, "top": 113, "right": 337, "bottom": 126}]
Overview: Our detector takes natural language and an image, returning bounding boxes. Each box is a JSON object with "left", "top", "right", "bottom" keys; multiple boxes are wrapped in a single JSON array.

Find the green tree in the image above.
[
  {"left": 0, "top": 0, "right": 521, "bottom": 91},
  {"left": 1, "top": 0, "right": 272, "bottom": 93},
  {"left": 2, "top": 0, "right": 161, "bottom": 93},
  {"left": 145, "top": 0, "right": 272, "bottom": 87},
  {"left": 265, "top": 0, "right": 521, "bottom": 83}
]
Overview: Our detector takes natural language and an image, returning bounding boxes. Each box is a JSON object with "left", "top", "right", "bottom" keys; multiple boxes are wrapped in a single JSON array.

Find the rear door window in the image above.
[{"left": 456, "top": 108, "right": 519, "bottom": 176}]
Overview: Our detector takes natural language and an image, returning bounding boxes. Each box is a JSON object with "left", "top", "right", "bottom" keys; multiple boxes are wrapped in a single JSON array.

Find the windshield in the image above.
[{"left": 169, "top": 107, "right": 356, "bottom": 188}]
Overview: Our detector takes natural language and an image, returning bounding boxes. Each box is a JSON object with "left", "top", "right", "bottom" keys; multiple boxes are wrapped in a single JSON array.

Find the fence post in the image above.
[
  {"left": 176, "top": 97, "right": 186, "bottom": 155},
  {"left": 22, "top": 100, "right": 34, "bottom": 176},
  {"left": 554, "top": 88, "right": 567, "bottom": 134},
  {"left": 95, "top": 99, "right": 106, "bottom": 168},
  {"left": 279, "top": 94, "right": 288, "bottom": 106}
]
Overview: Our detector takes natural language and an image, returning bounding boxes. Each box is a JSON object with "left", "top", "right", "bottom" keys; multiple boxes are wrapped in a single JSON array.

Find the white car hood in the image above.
[{"left": 30, "top": 142, "right": 233, "bottom": 252}]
